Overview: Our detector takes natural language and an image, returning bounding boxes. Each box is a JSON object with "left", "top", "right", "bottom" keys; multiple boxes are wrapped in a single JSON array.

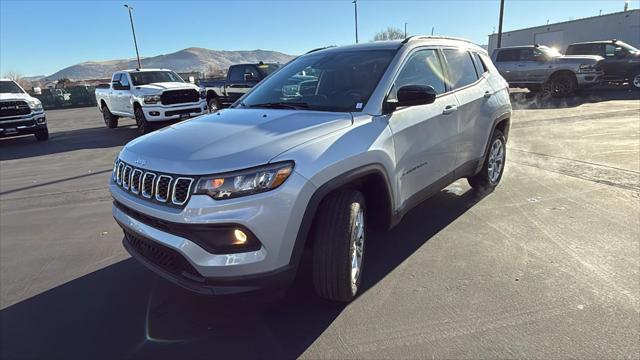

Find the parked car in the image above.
[
  {"left": 0, "top": 79, "right": 48, "bottom": 141},
  {"left": 110, "top": 36, "right": 512, "bottom": 302},
  {"left": 95, "top": 69, "right": 207, "bottom": 134},
  {"left": 491, "top": 45, "right": 604, "bottom": 96},
  {"left": 199, "top": 62, "right": 280, "bottom": 111},
  {"left": 565, "top": 40, "right": 640, "bottom": 90}
]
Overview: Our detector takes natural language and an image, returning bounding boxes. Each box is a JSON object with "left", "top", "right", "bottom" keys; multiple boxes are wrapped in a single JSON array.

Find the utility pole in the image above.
[
  {"left": 496, "top": 0, "right": 505, "bottom": 49},
  {"left": 404, "top": 22, "right": 408, "bottom": 39},
  {"left": 431, "top": 26, "right": 434, "bottom": 35},
  {"left": 353, "top": 0, "right": 358, "bottom": 43},
  {"left": 124, "top": 4, "right": 141, "bottom": 69}
]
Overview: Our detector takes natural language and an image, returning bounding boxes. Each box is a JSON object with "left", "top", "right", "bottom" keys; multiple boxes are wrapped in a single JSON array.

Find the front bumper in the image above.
[
  {"left": 0, "top": 112, "right": 46, "bottom": 138},
  {"left": 576, "top": 71, "right": 605, "bottom": 87},
  {"left": 142, "top": 100, "right": 208, "bottom": 122},
  {"left": 110, "top": 170, "right": 316, "bottom": 294}
]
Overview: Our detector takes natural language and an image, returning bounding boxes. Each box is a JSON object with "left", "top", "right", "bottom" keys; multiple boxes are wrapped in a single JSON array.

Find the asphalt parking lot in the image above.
[{"left": 1, "top": 89, "right": 639, "bottom": 359}]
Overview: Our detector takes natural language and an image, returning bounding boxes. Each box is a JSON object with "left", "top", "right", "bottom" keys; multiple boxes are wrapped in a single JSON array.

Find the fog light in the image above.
[
  {"left": 36, "top": 117, "right": 46, "bottom": 124},
  {"left": 233, "top": 229, "right": 247, "bottom": 244},
  {"left": 149, "top": 111, "right": 160, "bottom": 116}
]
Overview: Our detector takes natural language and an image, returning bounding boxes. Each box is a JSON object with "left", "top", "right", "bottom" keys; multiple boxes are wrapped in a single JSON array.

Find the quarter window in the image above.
[
  {"left": 119, "top": 74, "right": 130, "bottom": 87},
  {"left": 394, "top": 49, "right": 446, "bottom": 95},
  {"left": 472, "top": 52, "right": 489, "bottom": 75},
  {"left": 442, "top": 49, "right": 479, "bottom": 90},
  {"left": 112, "top": 73, "right": 122, "bottom": 83}
]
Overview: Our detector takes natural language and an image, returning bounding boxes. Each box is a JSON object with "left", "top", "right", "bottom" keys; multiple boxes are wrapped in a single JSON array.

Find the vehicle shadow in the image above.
[
  {"left": 0, "top": 125, "right": 139, "bottom": 161},
  {"left": 0, "top": 185, "right": 489, "bottom": 360},
  {"left": 510, "top": 86, "right": 639, "bottom": 110}
]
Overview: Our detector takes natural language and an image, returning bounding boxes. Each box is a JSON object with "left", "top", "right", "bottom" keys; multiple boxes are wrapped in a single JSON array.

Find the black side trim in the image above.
[{"left": 288, "top": 164, "right": 394, "bottom": 270}]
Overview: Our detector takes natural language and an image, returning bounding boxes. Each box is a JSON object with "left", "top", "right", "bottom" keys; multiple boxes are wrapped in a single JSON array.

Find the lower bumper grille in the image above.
[{"left": 165, "top": 107, "right": 201, "bottom": 117}]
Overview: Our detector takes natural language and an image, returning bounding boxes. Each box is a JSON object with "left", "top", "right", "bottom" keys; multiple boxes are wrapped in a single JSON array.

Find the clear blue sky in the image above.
[{"left": 1, "top": 0, "right": 638, "bottom": 76}]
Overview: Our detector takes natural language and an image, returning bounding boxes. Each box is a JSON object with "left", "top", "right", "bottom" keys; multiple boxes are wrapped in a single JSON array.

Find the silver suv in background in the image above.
[
  {"left": 111, "top": 36, "right": 512, "bottom": 302},
  {"left": 491, "top": 45, "right": 604, "bottom": 96}
]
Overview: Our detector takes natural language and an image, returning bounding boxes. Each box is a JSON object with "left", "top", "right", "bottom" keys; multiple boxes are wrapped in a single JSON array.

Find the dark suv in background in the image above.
[{"left": 566, "top": 40, "right": 640, "bottom": 90}]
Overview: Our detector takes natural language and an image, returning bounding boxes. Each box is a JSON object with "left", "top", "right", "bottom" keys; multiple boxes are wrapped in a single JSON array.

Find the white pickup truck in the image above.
[{"left": 95, "top": 69, "right": 208, "bottom": 134}]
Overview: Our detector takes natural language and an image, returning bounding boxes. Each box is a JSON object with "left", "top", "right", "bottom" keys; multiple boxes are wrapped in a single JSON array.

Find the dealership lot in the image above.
[{"left": 1, "top": 90, "right": 639, "bottom": 359}]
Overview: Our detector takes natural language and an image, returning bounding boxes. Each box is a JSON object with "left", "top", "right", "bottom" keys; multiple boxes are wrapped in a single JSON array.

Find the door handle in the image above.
[
  {"left": 442, "top": 105, "right": 458, "bottom": 115},
  {"left": 484, "top": 90, "right": 494, "bottom": 98},
  {"left": 517, "top": 64, "right": 526, "bottom": 67}
]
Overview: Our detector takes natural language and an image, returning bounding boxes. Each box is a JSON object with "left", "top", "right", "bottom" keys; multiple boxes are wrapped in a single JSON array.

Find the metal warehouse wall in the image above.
[{"left": 487, "top": 9, "right": 640, "bottom": 54}]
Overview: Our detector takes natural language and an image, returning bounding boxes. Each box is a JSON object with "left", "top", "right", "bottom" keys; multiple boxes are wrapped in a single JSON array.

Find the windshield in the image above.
[
  {"left": 130, "top": 71, "right": 184, "bottom": 86},
  {"left": 0, "top": 80, "right": 25, "bottom": 94},
  {"left": 256, "top": 63, "right": 280, "bottom": 77},
  {"left": 616, "top": 41, "right": 639, "bottom": 53},
  {"left": 539, "top": 46, "right": 563, "bottom": 57},
  {"left": 235, "top": 50, "right": 396, "bottom": 112}
]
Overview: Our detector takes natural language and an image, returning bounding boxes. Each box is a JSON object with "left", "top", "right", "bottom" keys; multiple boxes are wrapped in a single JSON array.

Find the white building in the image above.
[{"left": 487, "top": 9, "right": 640, "bottom": 54}]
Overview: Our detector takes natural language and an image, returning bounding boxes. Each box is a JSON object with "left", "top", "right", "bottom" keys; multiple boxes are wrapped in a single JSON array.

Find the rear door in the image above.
[
  {"left": 602, "top": 43, "right": 628, "bottom": 78},
  {"left": 493, "top": 49, "right": 519, "bottom": 82},
  {"left": 441, "top": 48, "right": 491, "bottom": 169},
  {"left": 517, "top": 48, "right": 551, "bottom": 83},
  {"left": 388, "top": 48, "right": 459, "bottom": 207},
  {"left": 225, "top": 65, "right": 260, "bottom": 103}
]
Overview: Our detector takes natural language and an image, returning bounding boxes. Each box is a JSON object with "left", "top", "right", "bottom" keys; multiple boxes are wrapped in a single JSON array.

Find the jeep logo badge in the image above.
[{"left": 134, "top": 158, "right": 147, "bottom": 167}]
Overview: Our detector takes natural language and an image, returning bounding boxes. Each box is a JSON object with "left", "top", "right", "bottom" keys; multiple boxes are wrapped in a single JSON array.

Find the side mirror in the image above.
[{"left": 397, "top": 85, "right": 437, "bottom": 107}]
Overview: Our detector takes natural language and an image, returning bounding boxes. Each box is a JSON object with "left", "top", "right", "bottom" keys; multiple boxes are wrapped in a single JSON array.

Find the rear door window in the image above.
[
  {"left": 495, "top": 49, "right": 519, "bottom": 62},
  {"left": 228, "top": 66, "right": 244, "bottom": 82},
  {"left": 442, "top": 49, "right": 479, "bottom": 90}
]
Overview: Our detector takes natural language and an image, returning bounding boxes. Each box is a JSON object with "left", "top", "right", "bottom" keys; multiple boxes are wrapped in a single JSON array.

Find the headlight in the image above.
[
  {"left": 143, "top": 95, "right": 161, "bottom": 104},
  {"left": 579, "top": 64, "right": 597, "bottom": 72},
  {"left": 194, "top": 162, "right": 294, "bottom": 200},
  {"left": 199, "top": 90, "right": 206, "bottom": 99},
  {"left": 28, "top": 99, "right": 43, "bottom": 112}
]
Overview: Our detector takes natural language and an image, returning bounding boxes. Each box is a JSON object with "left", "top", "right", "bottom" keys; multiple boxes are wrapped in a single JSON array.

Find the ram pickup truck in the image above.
[
  {"left": 111, "top": 36, "right": 511, "bottom": 302},
  {"left": 565, "top": 40, "right": 640, "bottom": 90},
  {"left": 491, "top": 45, "right": 604, "bottom": 96},
  {"left": 0, "top": 79, "right": 48, "bottom": 141},
  {"left": 199, "top": 62, "right": 280, "bottom": 111},
  {"left": 95, "top": 69, "right": 208, "bottom": 134}
]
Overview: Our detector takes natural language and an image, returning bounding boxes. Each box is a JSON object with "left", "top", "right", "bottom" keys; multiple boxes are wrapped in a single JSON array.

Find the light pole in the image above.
[
  {"left": 124, "top": 4, "right": 142, "bottom": 69},
  {"left": 353, "top": 0, "right": 358, "bottom": 43},
  {"left": 496, "top": 0, "right": 505, "bottom": 49},
  {"left": 404, "top": 22, "right": 408, "bottom": 39}
]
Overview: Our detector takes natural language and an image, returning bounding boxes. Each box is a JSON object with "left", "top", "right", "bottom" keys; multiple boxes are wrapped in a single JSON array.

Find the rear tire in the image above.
[
  {"left": 629, "top": 70, "right": 640, "bottom": 91},
  {"left": 468, "top": 129, "right": 506, "bottom": 191},
  {"left": 102, "top": 105, "right": 118, "bottom": 128},
  {"left": 134, "top": 107, "right": 152, "bottom": 135},
  {"left": 34, "top": 127, "right": 49, "bottom": 141},
  {"left": 312, "top": 190, "right": 366, "bottom": 302},
  {"left": 543, "top": 73, "right": 577, "bottom": 97}
]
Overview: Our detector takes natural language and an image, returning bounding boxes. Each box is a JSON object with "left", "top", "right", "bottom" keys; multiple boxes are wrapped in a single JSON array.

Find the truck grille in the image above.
[
  {"left": 114, "top": 160, "right": 195, "bottom": 207},
  {"left": 161, "top": 89, "right": 199, "bottom": 105},
  {"left": 0, "top": 101, "right": 30, "bottom": 117}
]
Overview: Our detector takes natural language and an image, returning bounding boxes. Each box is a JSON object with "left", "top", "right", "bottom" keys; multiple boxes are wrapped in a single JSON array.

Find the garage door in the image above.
[{"left": 534, "top": 30, "right": 564, "bottom": 50}]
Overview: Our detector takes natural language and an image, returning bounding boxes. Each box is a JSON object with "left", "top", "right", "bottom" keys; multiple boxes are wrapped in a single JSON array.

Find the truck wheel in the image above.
[
  {"left": 468, "top": 129, "right": 506, "bottom": 191},
  {"left": 312, "top": 190, "right": 366, "bottom": 302},
  {"left": 134, "top": 107, "right": 152, "bottom": 135},
  {"left": 629, "top": 71, "right": 640, "bottom": 91},
  {"left": 102, "top": 105, "right": 118, "bottom": 128},
  {"left": 208, "top": 98, "right": 220, "bottom": 113},
  {"left": 34, "top": 127, "right": 49, "bottom": 141},
  {"left": 544, "top": 73, "right": 577, "bottom": 97}
]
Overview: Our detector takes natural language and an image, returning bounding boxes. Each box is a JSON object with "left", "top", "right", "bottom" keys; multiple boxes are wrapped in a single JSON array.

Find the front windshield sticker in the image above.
[{"left": 356, "top": 102, "right": 363, "bottom": 109}]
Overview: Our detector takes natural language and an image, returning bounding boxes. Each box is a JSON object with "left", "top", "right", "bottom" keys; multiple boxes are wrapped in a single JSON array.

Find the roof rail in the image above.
[
  {"left": 401, "top": 35, "right": 478, "bottom": 45},
  {"left": 305, "top": 46, "right": 336, "bottom": 54}
]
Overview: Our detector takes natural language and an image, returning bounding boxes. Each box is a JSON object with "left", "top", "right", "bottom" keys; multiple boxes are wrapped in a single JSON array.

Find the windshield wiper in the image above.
[{"left": 248, "top": 102, "right": 309, "bottom": 110}]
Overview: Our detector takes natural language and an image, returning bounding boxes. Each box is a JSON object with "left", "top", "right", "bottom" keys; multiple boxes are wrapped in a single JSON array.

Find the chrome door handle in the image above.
[{"left": 442, "top": 105, "right": 458, "bottom": 115}]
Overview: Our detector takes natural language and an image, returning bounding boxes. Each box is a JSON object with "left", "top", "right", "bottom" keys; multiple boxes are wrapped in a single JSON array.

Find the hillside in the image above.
[{"left": 45, "top": 47, "right": 295, "bottom": 80}]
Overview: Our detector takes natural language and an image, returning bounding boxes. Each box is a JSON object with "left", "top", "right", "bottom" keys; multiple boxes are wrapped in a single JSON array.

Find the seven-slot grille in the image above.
[
  {"left": 0, "top": 101, "right": 30, "bottom": 117},
  {"left": 114, "top": 160, "right": 195, "bottom": 207},
  {"left": 161, "top": 89, "right": 199, "bottom": 105}
]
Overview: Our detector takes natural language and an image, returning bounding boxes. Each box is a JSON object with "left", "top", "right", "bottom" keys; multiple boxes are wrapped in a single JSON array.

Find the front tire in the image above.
[
  {"left": 468, "top": 129, "right": 506, "bottom": 191},
  {"left": 312, "top": 190, "right": 366, "bottom": 302},
  {"left": 544, "top": 73, "right": 577, "bottom": 97},
  {"left": 629, "top": 70, "right": 640, "bottom": 91},
  {"left": 208, "top": 97, "right": 220, "bottom": 113},
  {"left": 34, "top": 127, "right": 49, "bottom": 141},
  {"left": 134, "top": 107, "right": 151, "bottom": 135},
  {"left": 102, "top": 105, "right": 118, "bottom": 128}
]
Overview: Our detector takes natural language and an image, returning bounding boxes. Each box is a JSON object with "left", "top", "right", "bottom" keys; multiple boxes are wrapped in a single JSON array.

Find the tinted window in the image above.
[
  {"left": 130, "top": 71, "right": 183, "bottom": 85},
  {"left": 228, "top": 66, "right": 258, "bottom": 82},
  {"left": 443, "top": 49, "right": 479, "bottom": 89},
  {"left": 394, "top": 49, "right": 446, "bottom": 95},
  {"left": 567, "top": 43, "right": 602, "bottom": 56},
  {"left": 120, "top": 74, "right": 130, "bottom": 86},
  {"left": 112, "top": 73, "right": 121, "bottom": 83},
  {"left": 472, "top": 52, "right": 488, "bottom": 75},
  {"left": 496, "top": 49, "right": 519, "bottom": 62},
  {"left": 605, "top": 44, "right": 624, "bottom": 57},
  {"left": 0, "top": 81, "right": 24, "bottom": 93},
  {"left": 237, "top": 50, "right": 395, "bottom": 112}
]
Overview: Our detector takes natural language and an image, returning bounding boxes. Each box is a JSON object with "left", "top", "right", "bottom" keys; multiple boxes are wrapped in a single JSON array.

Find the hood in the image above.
[
  {"left": 555, "top": 55, "right": 603, "bottom": 63},
  {"left": 119, "top": 109, "right": 353, "bottom": 175},
  {"left": 134, "top": 82, "right": 200, "bottom": 95},
  {"left": 0, "top": 93, "right": 36, "bottom": 102}
]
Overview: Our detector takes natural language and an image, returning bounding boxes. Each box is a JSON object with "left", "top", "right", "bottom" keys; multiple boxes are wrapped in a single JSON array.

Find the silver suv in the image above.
[
  {"left": 111, "top": 36, "right": 512, "bottom": 302},
  {"left": 491, "top": 45, "right": 604, "bottom": 96}
]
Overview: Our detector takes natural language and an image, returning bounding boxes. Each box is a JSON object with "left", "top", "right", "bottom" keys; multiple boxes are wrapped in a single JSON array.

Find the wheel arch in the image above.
[
  {"left": 548, "top": 69, "right": 577, "bottom": 82},
  {"left": 475, "top": 113, "right": 511, "bottom": 174}
]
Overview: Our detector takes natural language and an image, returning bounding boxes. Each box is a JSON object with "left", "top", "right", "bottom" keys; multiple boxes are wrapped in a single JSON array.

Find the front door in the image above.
[{"left": 387, "top": 48, "right": 458, "bottom": 208}]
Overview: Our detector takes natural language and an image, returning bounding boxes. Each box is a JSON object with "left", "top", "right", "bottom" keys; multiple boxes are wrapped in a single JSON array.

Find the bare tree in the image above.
[
  {"left": 3, "top": 70, "right": 32, "bottom": 89},
  {"left": 373, "top": 27, "right": 405, "bottom": 41}
]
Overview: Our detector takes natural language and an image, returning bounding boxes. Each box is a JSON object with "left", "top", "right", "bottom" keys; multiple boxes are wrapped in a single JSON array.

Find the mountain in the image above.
[
  {"left": 45, "top": 47, "right": 295, "bottom": 81},
  {"left": 23, "top": 75, "right": 46, "bottom": 81}
]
